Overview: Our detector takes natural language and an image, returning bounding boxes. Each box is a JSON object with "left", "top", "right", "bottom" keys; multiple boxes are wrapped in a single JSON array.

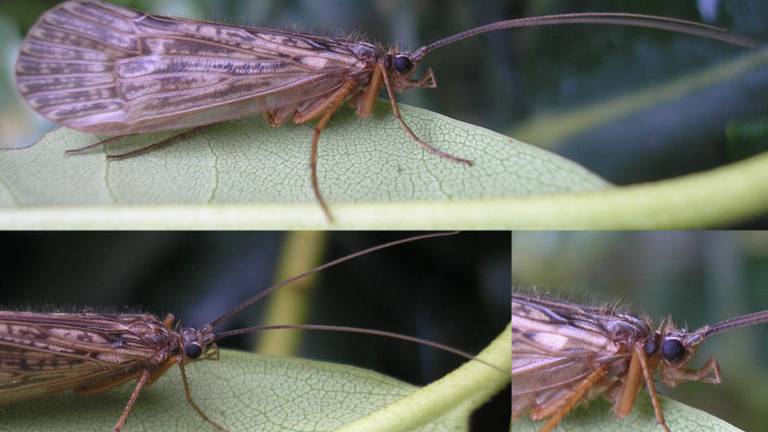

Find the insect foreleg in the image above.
[
  {"left": 296, "top": 80, "right": 359, "bottom": 222},
  {"left": 377, "top": 64, "right": 472, "bottom": 166},
  {"left": 635, "top": 344, "right": 671, "bottom": 432},
  {"left": 113, "top": 369, "right": 152, "bottom": 432},
  {"left": 178, "top": 358, "right": 228, "bottom": 432}
]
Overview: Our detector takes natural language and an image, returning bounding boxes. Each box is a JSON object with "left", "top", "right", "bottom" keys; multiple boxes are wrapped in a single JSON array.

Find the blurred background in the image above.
[
  {"left": 512, "top": 231, "right": 768, "bottom": 431},
  {"left": 0, "top": 231, "right": 510, "bottom": 430},
  {"left": 2, "top": 1, "right": 768, "bottom": 222}
]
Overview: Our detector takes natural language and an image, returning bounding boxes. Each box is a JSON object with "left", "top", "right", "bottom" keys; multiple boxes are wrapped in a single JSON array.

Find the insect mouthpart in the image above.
[{"left": 383, "top": 53, "right": 437, "bottom": 93}]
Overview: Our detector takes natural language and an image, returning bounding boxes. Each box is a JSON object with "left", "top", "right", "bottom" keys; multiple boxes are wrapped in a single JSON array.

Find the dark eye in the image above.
[
  {"left": 184, "top": 343, "right": 203, "bottom": 359},
  {"left": 393, "top": 55, "right": 413, "bottom": 74},
  {"left": 661, "top": 339, "right": 686, "bottom": 363}
]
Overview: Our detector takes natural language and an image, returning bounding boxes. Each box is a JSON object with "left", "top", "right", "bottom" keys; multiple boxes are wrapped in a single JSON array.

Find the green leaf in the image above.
[
  {"left": 0, "top": 101, "right": 607, "bottom": 228},
  {"left": 0, "top": 353, "right": 460, "bottom": 432},
  {"left": 336, "top": 322, "right": 511, "bottom": 432},
  {"left": 511, "top": 396, "right": 744, "bottom": 432},
  {"left": 4, "top": 96, "right": 768, "bottom": 228},
  {"left": 0, "top": 324, "right": 510, "bottom": 432}
]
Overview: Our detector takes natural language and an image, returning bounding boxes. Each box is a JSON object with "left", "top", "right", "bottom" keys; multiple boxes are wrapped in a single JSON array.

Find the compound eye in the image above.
[
  {"left": 393, "top": 55, "right": 413, "bottom": 74},
  {"left": 184, "top": 343, "right": 203, "bottom": 360},
  {"left": 661, "top": 339, "right": 686, "bottom": 363}
]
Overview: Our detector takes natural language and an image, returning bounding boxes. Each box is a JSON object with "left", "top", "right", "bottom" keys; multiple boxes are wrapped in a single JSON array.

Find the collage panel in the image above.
[
  {"left": 512, "top": 231, "right": 768, "bottom": 432},
  {"left": 0, "top": 231, "right": 510, "bottom": 431},
  {"left": 1, "top": 1, "right": 766, "bottom": 229}
]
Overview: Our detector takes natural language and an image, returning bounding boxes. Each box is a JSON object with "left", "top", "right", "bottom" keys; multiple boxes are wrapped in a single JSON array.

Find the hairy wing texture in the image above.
[
  {"left": 512, "top": 294, "right": 638, "bottom": 419},
  {"left": 16, "top": 0, "right": 375, "bottom": 134},
  {"left": 0, "top": 312, "right": 168, "bottom": 403}
]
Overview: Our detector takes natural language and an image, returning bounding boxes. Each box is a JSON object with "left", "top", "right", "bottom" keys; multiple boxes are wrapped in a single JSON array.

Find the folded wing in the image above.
[
  {"left": 16, "top": 0, "right": 370, "bottom": 134},
  {"left": 512, "top": 294, "right": 631, "bottom": 419},
  {"left": 0, "top": 311, "right": 167, "bottom": 403}
]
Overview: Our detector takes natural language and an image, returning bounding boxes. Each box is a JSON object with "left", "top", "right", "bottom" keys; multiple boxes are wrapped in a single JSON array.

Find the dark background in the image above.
[
  {"left": 0, "top": 231, "right": 511, "bottom": 430},
  {"left": 513, "top": 231, "right": 768, "bottom": 432}
]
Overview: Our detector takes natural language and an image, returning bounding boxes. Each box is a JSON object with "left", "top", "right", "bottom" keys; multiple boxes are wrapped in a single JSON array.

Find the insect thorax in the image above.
[
  {"left": 349, "top": 42, "right": 382, "bottom": 61},
  {"left": 604, "top": 313, "right": 651, "bottom": 347}
]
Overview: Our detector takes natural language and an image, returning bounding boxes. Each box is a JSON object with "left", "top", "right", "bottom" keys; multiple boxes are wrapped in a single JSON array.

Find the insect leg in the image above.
[
  {"left": 178, "top": 357, "right": 228, "bottom": 432},
  {"left": 147, "top": 357, "right": 179, "bottom": 385},
  {"left": 663, "top": 356, "right": 722, "bottom": 385},
  {"left": 356, "top": 66, "right": 383, "bottom": 117},
  {"left": 539, "top": 365, "right": 608, "bottom": 432},
  {"left": 106, "top": 124, "right": 213, "bottom": 160},
  {"left": 377, "top": 64, "right": 472, "bottom": 166},
  {"left": 292, "top": 80, "right": 359, "bottom": 222},
  {"left": 113, "top": 369, "right": 152, "bottom": 432},
  {"left": 634, "top": 344, "right": 672, "bottom": 432},
  {"left": 614, "top": 345, "right": 645, "bottom": 417},
  {"left": 65, "top": 135, "right": 133, "bottom": 156},
  {"left": 685, "top": 356, "right": 722, "bottom": 383},
  {"left": 414, "top": 68, "right": 437, "bottom": 89},
  {"left": 263, "top": 111, "right": 279, "bottom": 127}
]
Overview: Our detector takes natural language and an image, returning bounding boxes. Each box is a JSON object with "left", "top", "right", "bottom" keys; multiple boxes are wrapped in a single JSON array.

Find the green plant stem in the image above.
[
  {"left": 257, "top": 231, "right": 326, "bottom": 356},
  {"left": 2, "top": 148, "right": 767, "bottom": 228},
  {"left": 336, "top": 322, "right": 511, "bottom": 432}
]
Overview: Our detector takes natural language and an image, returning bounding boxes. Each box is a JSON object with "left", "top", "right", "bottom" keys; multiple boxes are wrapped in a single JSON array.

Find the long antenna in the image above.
[
  {"left": 214, "top": 323, "right": 505, "bottom": 373},
  {"left": 685, "top": 310, "right": 768, "bottom": 345},
  {"left": 411, "top": 12, "right": 757, "bottom": 61},
  {"left": 206, "top": 232, "right": 458, "bottom": 329}
]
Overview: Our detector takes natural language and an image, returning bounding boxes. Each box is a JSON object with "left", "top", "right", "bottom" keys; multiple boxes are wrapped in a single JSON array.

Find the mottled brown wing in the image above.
[
  {"left": 16, "top": 1, "right": 374, "bottom": 134},
  {"left": 0, "top": 311, "right": 168, "bottom": 404},
  {"left": 511, "top": 294, "right": 630, "bottom": 418}
]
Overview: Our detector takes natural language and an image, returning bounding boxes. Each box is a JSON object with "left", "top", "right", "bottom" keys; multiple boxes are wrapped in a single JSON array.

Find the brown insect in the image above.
[
  {"left": 15, "top": 1, "right": 757, "bottom": 220},
  {"left": 0, "top": 232, "right": 503, "bottom": 431},
  {"left": 512, "top": 292, "right": 768, "bottom": 432}
]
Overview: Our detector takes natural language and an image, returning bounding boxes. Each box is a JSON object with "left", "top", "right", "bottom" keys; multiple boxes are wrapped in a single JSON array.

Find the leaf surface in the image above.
[
  {"left": 0, "top": 352, "right": 466, "bottom": 432},
  {"left": 0, "top": 102, "right": 607, "bottom": 227},
  {"left": 511, "top": 397, "right": 744, "bottom": 432}
]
